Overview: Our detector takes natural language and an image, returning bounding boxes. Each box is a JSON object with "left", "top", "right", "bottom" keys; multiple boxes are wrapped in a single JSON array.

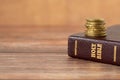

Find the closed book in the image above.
[{"left": 68, "top": 25, "right": 120, "bottom": 65}]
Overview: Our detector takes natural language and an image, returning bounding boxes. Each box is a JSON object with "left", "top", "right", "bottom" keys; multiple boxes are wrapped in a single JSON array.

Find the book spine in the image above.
[{"left": 68, "top": 37, "right": 120, "bottom": 65}]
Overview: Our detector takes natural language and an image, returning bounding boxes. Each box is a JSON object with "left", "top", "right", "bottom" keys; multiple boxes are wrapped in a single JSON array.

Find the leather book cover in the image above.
[{"left": 68, "top": 25, "right": 120, "bottom": 65}]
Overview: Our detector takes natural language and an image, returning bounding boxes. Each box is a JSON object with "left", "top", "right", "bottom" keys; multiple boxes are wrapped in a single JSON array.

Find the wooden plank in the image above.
[
  {"left": 0, "top": 26, "right": 70, "bottom": 53},
  {"left": 0, "top": 25, "right": 119, "bottom": 79},
  {"left": 0, "top": 25, "right": 83, "bottom": 53},
  {"left": 0, "top": 52, "right": 120, "bottom": 79}
]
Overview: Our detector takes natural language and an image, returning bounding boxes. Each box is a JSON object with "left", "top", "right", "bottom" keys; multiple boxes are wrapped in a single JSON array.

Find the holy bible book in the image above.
[{"left": 68, "top": 19, "right": 120, "bottom": 66}]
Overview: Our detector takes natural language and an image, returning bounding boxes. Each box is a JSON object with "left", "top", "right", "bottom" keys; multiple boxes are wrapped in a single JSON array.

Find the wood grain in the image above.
[
  {"left": 0, "top": 25, "right": 84, "bottom": 53},
  {"left": 0, "top": 26, "right": 71, "bottom": 53},
  {"left": 0, "top": 0, "right": 120, "bottom": 79},
  {"left": 0, "top": 26, "right": 119, "bottom": 79},
  {"left": 0, "top": 52, "right": 120, "bottom": 79}
]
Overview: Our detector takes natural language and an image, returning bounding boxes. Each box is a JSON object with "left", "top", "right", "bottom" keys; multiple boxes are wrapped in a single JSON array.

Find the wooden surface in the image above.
[
  {"left": 0, "top": 26, "right": 120, "bottom": 80},
  {"left": 0, "top": 0, "right": 120, "bottom": 79}
]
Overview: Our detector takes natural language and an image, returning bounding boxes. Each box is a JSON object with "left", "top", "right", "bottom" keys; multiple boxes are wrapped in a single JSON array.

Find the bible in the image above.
[{"left": 68, "top": 19, "right": 120, "bottom": 65}]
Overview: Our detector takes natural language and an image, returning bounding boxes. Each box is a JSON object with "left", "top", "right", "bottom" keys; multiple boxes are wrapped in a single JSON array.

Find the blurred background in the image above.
[
  {"left": 0, "top": 0, "right": 120, "bottom": 32},
  {"left": 0, "top": 0, "right": 120, "bottom": 53}
]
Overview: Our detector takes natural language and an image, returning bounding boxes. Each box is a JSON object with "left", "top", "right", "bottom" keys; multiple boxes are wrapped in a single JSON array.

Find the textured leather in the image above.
[{"left": 68, "top": 25, "right": 120, "bottom": 65}]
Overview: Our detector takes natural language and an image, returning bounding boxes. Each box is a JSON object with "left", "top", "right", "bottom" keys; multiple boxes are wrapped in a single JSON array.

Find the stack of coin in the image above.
[{"left": 85, "top": 18, "right": 107, "bottom": 37}]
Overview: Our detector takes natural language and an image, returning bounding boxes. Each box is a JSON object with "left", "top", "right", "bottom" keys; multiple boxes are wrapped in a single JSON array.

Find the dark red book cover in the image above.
[{"left": 68, "top": 25, "right": 120, "bottom": 65}]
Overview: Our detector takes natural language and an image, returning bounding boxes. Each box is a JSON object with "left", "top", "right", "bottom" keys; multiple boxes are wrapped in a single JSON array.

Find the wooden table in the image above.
[{"left": 0, "top": 26, "right": 120, "bottom": 80}]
